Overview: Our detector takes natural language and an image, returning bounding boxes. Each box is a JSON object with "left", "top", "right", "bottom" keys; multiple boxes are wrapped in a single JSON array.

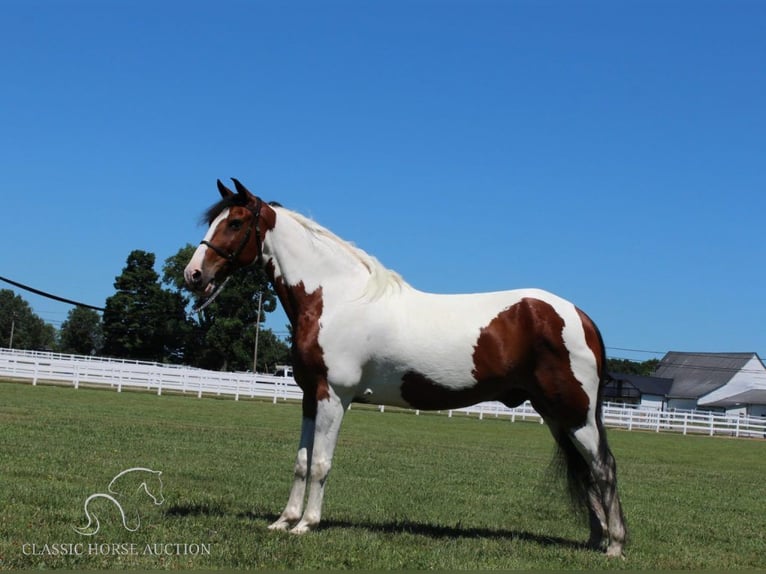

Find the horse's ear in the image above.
[
  {"left": 231, "top": 178, "right": 252, "bottom": 198},
  {"left": 217, "top": 179, "right": 235, "bottom": 198}
]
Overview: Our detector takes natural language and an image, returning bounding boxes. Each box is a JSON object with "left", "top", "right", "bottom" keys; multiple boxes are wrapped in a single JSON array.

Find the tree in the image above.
[
  {"left": 163, "top": 244, "right": 290, "bottom": 371},
  {"left": 58, "top": 307, "right": 103, "bottom": 355},
  {"left": 606, "top": 358, "right": 660, "bottom": 376},
  {"left": 0, "top": 289, "right": 56, "bottom": 350},
  {"left": 253, "top": 327, "right": 293, "bottom": 373},
  {"left": 102, "top": 250, "right": 188, "bottom": 362}
]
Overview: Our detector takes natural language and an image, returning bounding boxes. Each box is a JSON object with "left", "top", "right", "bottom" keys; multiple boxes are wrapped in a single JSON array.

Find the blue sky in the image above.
[{"left": 1, "top": 0, "right": 764, "bottom": 362}]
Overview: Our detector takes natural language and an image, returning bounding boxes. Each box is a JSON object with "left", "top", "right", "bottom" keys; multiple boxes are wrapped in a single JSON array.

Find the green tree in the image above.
[
  {"left": 254, "top": 327, "right": 293, "bottom": 373},
  {"left": 0, "top": 289, "right": 56, "bottom": 350},
  {"left": 606, "top": 358, "right": 660, "bottom": 376},
  {"left": 58, "top": 307, "right": 103, "bottom": 355},
  {"left": 102, "top": 250, "right": 188, "bottom": 362},
  {"left": 163, "top": 244, "right": 290, "bottom": 371}
]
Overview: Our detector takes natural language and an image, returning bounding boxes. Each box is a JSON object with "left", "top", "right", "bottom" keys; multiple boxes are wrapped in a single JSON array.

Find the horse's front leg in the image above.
[
  {"left": 290, "top": 386, "right": 348, "bottom": 534},
  {"left": 268, "top": 414, "right": 315, "bottom": 531}
]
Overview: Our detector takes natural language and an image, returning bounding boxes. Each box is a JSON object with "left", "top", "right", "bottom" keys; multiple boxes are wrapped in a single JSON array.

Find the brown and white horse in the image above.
[{"left": 184, "top": 179, "right": 626, "bottom": 556}]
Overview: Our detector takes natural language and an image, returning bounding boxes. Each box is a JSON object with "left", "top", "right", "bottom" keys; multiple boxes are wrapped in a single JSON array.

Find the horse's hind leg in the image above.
[
  {"left": 585, "top": 480, "right": 609, "bottom": 550},
  {"left": 547, "top": 421, "right": 608, "bottom": 550},
  {"left": 570, "top": 421, "right": 627, "bottom": 557}
]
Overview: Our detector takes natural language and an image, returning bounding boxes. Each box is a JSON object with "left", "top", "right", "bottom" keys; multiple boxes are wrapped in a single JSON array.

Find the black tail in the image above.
[{"left": 553, "top": 426, "right": 592, "bottom": 511}]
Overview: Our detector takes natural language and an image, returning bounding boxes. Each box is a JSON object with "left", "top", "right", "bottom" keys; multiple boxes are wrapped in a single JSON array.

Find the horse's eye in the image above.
[{"left": 229, "top": 219, "right": 243, "bottom": 231}]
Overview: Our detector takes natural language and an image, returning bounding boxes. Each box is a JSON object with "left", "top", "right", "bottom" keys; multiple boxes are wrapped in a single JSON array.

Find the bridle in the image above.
[{"left": 200, "top": 197, "right": 264, "bottom": 269}]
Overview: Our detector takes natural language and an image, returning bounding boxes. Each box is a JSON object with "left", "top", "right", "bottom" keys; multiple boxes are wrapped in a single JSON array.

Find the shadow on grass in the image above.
[
  {"left": 165, "top": 502, "right": 229, "bottom": 517},
  {"left": 165, "top": 503, "right": 587, "bottom": 552}
]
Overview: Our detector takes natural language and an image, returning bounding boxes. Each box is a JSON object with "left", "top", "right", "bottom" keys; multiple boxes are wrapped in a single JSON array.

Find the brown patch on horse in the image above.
[
  {"left": 221, "top": 202, "right": 278, "bottom": 266},
  {"left": 400, "top": 298, "right": 590, "bottom": 428},
  {"left": 472, "top": 298, "right": 536, "bottom": 382},
  {"left": 265, "top": 260, "right": 297, "bottom": 325},
  {"left": 517, "top": 298, "right": 591, "bottom": 428},
  {"left": 265, "top": 261, "right": 329, "bottom": 418},
  {"left": 258, "top": 203, "right": 277, "bottom": 239},
  {"left": 400, "top": 300, "right": 534, "bottom": 410},
  {"left": 201, "top": 200, "right": 278, "bottom": 282}
]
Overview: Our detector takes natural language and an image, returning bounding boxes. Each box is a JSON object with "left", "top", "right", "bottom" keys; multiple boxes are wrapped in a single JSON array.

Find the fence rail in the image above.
[
  {"left": 0, "top": 347, "right": 302, "bottom": 402},
  {"left": 2, "top": 348, "right": 764, "bottom": 439}
]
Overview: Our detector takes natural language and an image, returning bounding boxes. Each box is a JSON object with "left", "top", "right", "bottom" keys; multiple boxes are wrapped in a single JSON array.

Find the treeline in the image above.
[
  {"left": 605, "top": 357, "right": 660, "bottom": 377},
  {"left": 0, "top": 245, "right": 290, "bottom": 373}
]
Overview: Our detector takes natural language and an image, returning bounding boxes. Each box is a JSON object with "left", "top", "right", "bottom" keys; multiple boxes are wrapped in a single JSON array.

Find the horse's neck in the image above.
[{"left": 264, "top": 211, "right": 370, "bottom": 299}]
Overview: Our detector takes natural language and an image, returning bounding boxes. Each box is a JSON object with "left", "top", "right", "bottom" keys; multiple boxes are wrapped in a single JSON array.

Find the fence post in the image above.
[
  {"left": 683, "top": 413, "right": 688, "bottom": 435},
  {"left": 709, "top": 412, "right": 714, "bottom": 437}
]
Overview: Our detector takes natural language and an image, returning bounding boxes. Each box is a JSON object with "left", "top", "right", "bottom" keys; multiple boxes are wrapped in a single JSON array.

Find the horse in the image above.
[
  {"left": 183, "top": 179, "right": 627, "bottom": 557},
  {"left": 74, "top": 467, "right": 164, "bottom": 536}
]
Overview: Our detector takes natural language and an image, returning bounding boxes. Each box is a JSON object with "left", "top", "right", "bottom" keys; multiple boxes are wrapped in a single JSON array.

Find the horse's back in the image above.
[{"left": 334, "top": 287, "right": 604, "bottom": 413}]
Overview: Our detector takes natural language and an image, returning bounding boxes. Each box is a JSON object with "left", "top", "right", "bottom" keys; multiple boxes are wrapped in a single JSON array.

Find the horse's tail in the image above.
[{"left": 552, "top": 425, "right": 592, "bottom": 511}]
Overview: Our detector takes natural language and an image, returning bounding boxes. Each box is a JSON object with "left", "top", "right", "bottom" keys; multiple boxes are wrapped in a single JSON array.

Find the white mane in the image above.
[{"left": 275, "top": 207, "right": 407, "bottom": 300}]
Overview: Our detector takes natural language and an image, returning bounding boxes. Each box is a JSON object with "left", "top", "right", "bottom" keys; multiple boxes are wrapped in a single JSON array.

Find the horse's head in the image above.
[{"left": 184, "top": 179, "right": 273, "bottom": 304}]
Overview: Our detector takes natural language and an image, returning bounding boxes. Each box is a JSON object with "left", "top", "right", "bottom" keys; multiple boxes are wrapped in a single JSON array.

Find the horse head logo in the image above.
[{"left": 73, "top": 467, "right": 164, "bottom": 536}]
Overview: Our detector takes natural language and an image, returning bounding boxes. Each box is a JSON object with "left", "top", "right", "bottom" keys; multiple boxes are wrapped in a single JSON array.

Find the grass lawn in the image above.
[{"left": 1, "top": 380, "right": 764, "bottom": 570}]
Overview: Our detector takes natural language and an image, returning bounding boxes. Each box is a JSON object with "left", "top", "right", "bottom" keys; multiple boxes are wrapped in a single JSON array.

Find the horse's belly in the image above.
[
  {"left": 353, "top": 357, "right": 512, "bottom": 411},
  {"left": 352, "top": 367, "right": 417, "bottom": 409}
]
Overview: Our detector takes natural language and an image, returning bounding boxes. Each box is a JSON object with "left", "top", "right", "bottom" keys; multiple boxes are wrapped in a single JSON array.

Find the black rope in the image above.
[{"left": 0, "top": 275, "right": 105, "bottom": 312}]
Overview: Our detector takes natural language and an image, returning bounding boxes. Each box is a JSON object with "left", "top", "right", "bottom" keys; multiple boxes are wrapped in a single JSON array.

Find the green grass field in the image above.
[{"left": 1, "top": 380, "right": 764, "bottom": 570}]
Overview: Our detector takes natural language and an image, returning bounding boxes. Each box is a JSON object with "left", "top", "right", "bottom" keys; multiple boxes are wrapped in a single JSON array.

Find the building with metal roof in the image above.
[{"left": 652, "top": 352, "right": 766, "bottom": 416}]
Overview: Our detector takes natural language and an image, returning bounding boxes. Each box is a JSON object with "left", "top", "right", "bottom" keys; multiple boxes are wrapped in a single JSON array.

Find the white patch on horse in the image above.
[
  {"left": 558, "top": 300, "right": 600, "bottom": 421},
  {"left": 185, "top": 209, "right": 229, "bottom": 285}
]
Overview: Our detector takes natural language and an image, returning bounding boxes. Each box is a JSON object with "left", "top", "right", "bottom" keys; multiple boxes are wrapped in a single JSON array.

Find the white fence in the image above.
[
  {"left": 0, "top": 347, "right": 301, "bottom": 403},
  {"left": 2, "top": 348, "right": 765, "bottom": 439},
  {"left": 453, "top": 400, "right": 766, "bottom": 439}
]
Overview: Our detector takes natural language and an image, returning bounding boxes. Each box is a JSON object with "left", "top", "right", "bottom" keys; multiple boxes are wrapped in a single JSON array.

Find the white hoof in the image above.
[
  {"left": 268, "top": 518, "right": 293, "bottom": 531},
  {"left": 290, "top": 521, "right": 315, "bottom": 535},
  {"left": 606, "top": 544, "right": 625, "bottom": 559}
]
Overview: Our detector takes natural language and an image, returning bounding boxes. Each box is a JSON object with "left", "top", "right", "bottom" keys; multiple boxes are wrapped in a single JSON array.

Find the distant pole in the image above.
[
  {"left": 8, "top": 317, "right": 15, "bottom": 349},
  {"left": 253, "top": 292, "right": 263, "bottom": 373}
]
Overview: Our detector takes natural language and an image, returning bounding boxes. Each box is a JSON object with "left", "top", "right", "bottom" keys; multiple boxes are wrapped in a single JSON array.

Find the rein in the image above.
[{"left": 200, "top": 197, "right": 264, "bottom": 268}]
